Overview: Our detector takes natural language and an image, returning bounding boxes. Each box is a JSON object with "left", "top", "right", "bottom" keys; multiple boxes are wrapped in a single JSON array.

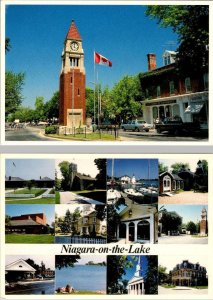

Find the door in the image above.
[{"left": 163, "top": 175, "right": 171, "bottom": 192}]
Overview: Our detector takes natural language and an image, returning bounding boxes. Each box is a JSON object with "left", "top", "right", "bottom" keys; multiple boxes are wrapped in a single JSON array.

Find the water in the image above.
[
  {"left": 6, "top": 281, "right": 55, "bottom": 295},
  {"left": 110, "top": 180, "right": 158, "bottom": 191},
  {"left": 56, "top": 265, "right": 106, "bottom": 292}
]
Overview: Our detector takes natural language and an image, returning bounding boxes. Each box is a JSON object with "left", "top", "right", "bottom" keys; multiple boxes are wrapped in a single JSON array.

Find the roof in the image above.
[
  {"left": 163, "top": 50, "right": 177, "bottom": 56},
  {"left": 9, "top": 219, "right": 44, "bottom": 227},
  {"left": 76, "top": 173, "right": 96, "bottom": 181},
  {"left": 39, "top": 177, "right": 54, "bottom": 181},
  {"left": 5, "top": 259, "right": 36, "bottom": 272},
  {"left": 66, "top": 20, "right": 82, "bottom": 41},
  {"left": 5, "top": 176, "right": 24, "bottom": 181},
  {"left": 159, "top": 171, "right": 183, "bottom": 181}
]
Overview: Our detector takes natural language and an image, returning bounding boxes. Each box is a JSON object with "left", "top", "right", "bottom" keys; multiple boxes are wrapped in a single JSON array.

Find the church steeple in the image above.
[{"left": 134, "top": 256, "right": 142, "bottom": 277}]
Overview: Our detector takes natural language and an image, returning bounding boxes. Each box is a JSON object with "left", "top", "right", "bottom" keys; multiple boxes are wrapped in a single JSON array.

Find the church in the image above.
[
  {"left": 127, "top": 256, "right": 145, "bottom": 295},
  {"left": 59, "top": 20, "right": 86, "bottom": 128}
]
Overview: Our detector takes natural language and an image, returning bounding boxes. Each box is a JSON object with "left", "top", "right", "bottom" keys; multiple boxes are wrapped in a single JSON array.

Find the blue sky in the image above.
[
  {"left": 159, "top": 205, "right": 208, "bottom": 224},
  {"left": 107, "top": 159, "right": 158, "bottom": 179},
  {"left": 6, "top": 5, "right": 178, "bottom": 107},
  {"left": 6, "top": 159, "right": 55, "bottom": 180},
  {"left": 5, "top": 204, "right": 55, "bottom": 224},
  {"left": 122, "top": 256, "right": 148, "bottom": 281}
]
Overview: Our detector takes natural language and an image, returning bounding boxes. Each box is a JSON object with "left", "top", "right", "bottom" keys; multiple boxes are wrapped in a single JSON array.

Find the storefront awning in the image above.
[{"left": 185, "top": 102, "right": 204, "bottom": 114}]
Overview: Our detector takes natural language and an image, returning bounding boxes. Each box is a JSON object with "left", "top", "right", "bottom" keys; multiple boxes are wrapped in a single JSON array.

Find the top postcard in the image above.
[{"left": 2, "top": 4, "right": 210, "bottom": 145}]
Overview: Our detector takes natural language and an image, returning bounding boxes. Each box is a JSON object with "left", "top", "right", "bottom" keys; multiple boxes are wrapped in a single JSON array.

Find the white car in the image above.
[{"left": 121, "top": 120, "right": 153, "bottom": 132}]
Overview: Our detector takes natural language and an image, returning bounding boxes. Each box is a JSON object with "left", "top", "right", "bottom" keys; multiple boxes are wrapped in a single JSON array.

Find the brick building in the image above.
[
  {"left": 171, "top": 260, "right": 207, "bottom": 286},
  {"left": 6, "top": 213, "right": 49, "bottom": 234},
  {"left": 140, "top": 51, "right": 208, "bottom": 129},
  {"left": 59, "top": 20, "right": 86, "bottom": 127}
]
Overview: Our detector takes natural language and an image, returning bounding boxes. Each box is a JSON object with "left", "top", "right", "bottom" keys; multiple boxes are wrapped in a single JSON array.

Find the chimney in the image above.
[
  {"left": 40, "top": 176, "right": 41, "bottom": 180},
  {"left": 9, "top": 176, "right": 11, "bottom": 181},
  {"left": 147, "top": 54, "right": 156, "bottom": 71}
]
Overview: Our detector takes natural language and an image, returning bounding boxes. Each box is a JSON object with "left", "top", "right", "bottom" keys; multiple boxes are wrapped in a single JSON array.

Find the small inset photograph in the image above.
[
  {"left": 107, "top": 255, "right": 158, "bottom": 295},
  {"left": 55, "top": 255, "right": 106, "bottom": 295},
  {"left": 107, "top": 159, "right": 158, "bottom": 205},
  {"left": 5, "top": 159, "right": 55, "bottom": 204},
  {"left": 55, "top": 204, "right": 106, "bottom": 244},
  {"left": 5, "top": 204, "right": 55, "bottom": 243},
  {"left": 158, "top": 255, "right": 208, "bottom": 295},
  {"left": 159, "top": 159, "right": 208, "bottom": 205},
  {"left": 107, "top": 204, "right": 158, "bottom": 244},
  {"left": 158, "top": 205, "right": 208, "bottom": 244},
  {"left": 5, "top": 255, "right": 55, "bottom": 295},
  {"left": 55, "top": 158, "right": 106, "bottom": 205}
]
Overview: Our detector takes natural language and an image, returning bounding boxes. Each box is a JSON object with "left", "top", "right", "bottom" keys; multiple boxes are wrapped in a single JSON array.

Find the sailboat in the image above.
[
  {"left": 107, "top": 159, "right": 122, "bottom": 204},
  {"left": 139, "top": 160, "right": 158, "bottom": 201}
]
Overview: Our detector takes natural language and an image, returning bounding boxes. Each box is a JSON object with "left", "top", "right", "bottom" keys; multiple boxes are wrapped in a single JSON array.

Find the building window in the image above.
[
  {"left": 185, "top": 77, "right": 191, "bottom": 92},
  {"left": 78, "top": 88, "right": 80, "bottom": 96},
  {"left": 169, "top": 81, "right": 175, "bottom": 95},
  {"left": 70, "top": 58, "right": 79, "bottom": 67},
  {"left": 203, "top": 73, "right": 208, "bottom": 90},
  {"left": 157, "top": 86, "right": 161, "bottom": 97}
]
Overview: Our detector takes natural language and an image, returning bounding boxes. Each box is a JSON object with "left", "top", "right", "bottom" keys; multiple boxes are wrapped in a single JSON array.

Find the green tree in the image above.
[
  {"left": 55, "top": 255, "right": 80, "bottom": 270},
  {"left": 86, "top": 87, "right": 95, "bottom": 118},
  {"left": 94, "top": 158, "right": 106, "bottom": 189},
  {"left": 44, "top": 91, "right": 59, "bottom": 120},
  {"left": 25, "top": 259, "right": 40, "bottom": 276},
  {"left": 5, "top": 71, "right": 25, "bottom": 117},
  {"left": 59, "top": 209, "right": 73, "bottom": 234},
  {"left": 58, "top": 161, "right": 70, "bottom": 191},
  {"left": 109, "top": 75, "right": 142, "bottom": 122},
  {"left": 34, "top": 96, "right": 45, "bottom": 121},
  {"left": 201, "top": 160, "right": 208, "bottom": 174},
  {"left": 95, "top": 205, "right": 106, "bottom": 221},
  {"left": 144, "top": 256, "right": 158, "bottom": 294},
  {"left": 7, "top": 106, "right": 35, "bottom": 123},
  {"left": 186, "top": 221, "right": 197, "bottom": 234},
  {"left": 171, "top": 162, "right": 189, "bottom": 175},
  {"left": 26, "top": 180, "right": 35, "bottom": 192},
  {"left": 160, "top": 210, "right": 182, "bottom": 234},
  {"left": 158, "top": 265, "right": 168, "bottom": 284},
  {"left": 71, "top": 207, "right": 81, "bottom": 236},
  {"left": 107, "top": 205, "right": 120, "bottom": 242},
  {"left": 107, "top": 256, "right": 133, "bottom": 294},
  {"left": 159, "top": 162, "right": 168, "bottom": 174},
  {"left": 5, "top": 215, "right": 11, "bottom": 226},
  {"left": 146, "top": 5, "right": 209, "bottom": 76},
  {"left": 5, "top": 37, "right": 11, "bottom": 53}
]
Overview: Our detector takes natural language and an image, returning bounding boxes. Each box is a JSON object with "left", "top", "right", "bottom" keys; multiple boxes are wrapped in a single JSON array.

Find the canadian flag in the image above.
[{"left": 94, "top": 51, "right": 112, "bottom": 67}]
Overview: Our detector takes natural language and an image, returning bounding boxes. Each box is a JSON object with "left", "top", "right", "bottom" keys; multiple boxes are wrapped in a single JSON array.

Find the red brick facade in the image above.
[
  {"left": 11, "top": 213, "right": 47, "bottom": 225},
  {"left": 59, "top": 69, "right": 86, "bottom": 125}
]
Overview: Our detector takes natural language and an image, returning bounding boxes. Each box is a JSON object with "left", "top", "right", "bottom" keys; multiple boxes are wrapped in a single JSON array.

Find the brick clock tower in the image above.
[{"left": 59, "top": 20, "right": 86, "bottom": 127}]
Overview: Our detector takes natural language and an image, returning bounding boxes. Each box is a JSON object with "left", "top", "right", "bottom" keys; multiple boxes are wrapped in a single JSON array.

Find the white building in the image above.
[{"left": 128, "top": 256, "right": 145, "bottom": 295}]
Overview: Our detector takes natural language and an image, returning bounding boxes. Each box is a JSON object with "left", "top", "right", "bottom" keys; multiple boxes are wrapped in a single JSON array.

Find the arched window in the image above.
[{"left": 137, "top": 220, "right": 150, "bottom": 241}]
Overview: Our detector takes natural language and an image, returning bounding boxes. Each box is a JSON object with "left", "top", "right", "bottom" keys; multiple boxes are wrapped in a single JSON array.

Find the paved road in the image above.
[
  {"left": 158, "top": 234, "right": 208, "bottom": 244},
  {"left": 159, "top": 191, "right": 208, "bottom": 205},
  {"left": 59, "top": 191, "right": 104, "bottom": 204},
  {"left": 119, "top": 130, "right": 208, "bottom": 142},
  {"left": 5, "top": 127, "right": 208, "bottom": 142},
  {"left": 158, "top": 285, "right": 208, "bottom": 295},
  {"left": 5, "top": 127, "right": 54, "bottom": 141}
]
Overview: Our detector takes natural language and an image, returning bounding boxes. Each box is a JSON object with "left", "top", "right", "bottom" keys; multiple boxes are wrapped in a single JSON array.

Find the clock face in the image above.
[{"left": 71, "top": 41, "right": 79, "bottom": 51}]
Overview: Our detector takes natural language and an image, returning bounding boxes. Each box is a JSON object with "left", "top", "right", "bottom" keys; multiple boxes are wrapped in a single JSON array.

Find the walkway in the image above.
[
  {"left": 158, "top": 285, "right": 208, "bottom": 295},
  {"left": 59, "top": 191, "right": 104, "bottom": 204},
  {"left": 159, "top": 190, "right": 208, "bottom": 204}
]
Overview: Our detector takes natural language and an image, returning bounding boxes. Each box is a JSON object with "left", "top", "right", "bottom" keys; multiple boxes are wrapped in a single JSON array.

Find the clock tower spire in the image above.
[{"left": 59, "top": 20, "right": 86, "bottom": 127}]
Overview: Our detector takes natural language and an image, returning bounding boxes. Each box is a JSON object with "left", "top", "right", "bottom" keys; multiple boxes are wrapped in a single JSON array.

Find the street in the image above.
[
  {"left": 5, "top": 126, "right": 208, "bottom": 142},
  {"left": 158, "top": 234, "right": 208, "bottom": 244},
  {"left": 5, "top": 127, "right": 55, "bottom": 141}
]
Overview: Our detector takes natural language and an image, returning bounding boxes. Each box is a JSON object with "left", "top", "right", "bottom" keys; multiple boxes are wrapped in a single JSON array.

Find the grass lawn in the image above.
[
  {"left": 5, "top": 234, "right": 54, "bottom": 244},
  {"left": 195, "top": 286, "right": 208, "bottom": 289},
  {"left": 55, "top": 191, "right": 60, "bottom": 204},
  {"left": 5, "top": 198, "right": 55, "bottom": 204},
  {"left": 160, "top": 284, "right": 176, "bottom": 288},
  {"left": 46, "top": 133, "right": 119, "bottom": 141},
  {"left": 57, "top": 291, "right": 105, "bottom": 295}
]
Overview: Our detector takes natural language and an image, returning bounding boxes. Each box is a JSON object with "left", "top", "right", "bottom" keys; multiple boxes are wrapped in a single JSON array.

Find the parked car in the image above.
[
  {"left": 121, "top": 120, "right": 152, "bottom": 132},
  {"left": 155, "top": 116, "right": 200, "bottom": 134}
]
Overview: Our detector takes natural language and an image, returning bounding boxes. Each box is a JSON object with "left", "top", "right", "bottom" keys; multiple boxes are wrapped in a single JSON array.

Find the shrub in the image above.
[{"left": 45, "top": 125, "right": 58, "bottom": 134}]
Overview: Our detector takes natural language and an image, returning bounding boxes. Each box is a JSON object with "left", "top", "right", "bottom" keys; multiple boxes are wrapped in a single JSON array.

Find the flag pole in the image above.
[{"left": 93, "top": 51, "right": 96, "bottom": 125}]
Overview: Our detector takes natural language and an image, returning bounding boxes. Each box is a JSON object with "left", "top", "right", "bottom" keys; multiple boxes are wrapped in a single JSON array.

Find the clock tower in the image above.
[{"left": 59, "top": 20, "right": 86, "bottom": 127}]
